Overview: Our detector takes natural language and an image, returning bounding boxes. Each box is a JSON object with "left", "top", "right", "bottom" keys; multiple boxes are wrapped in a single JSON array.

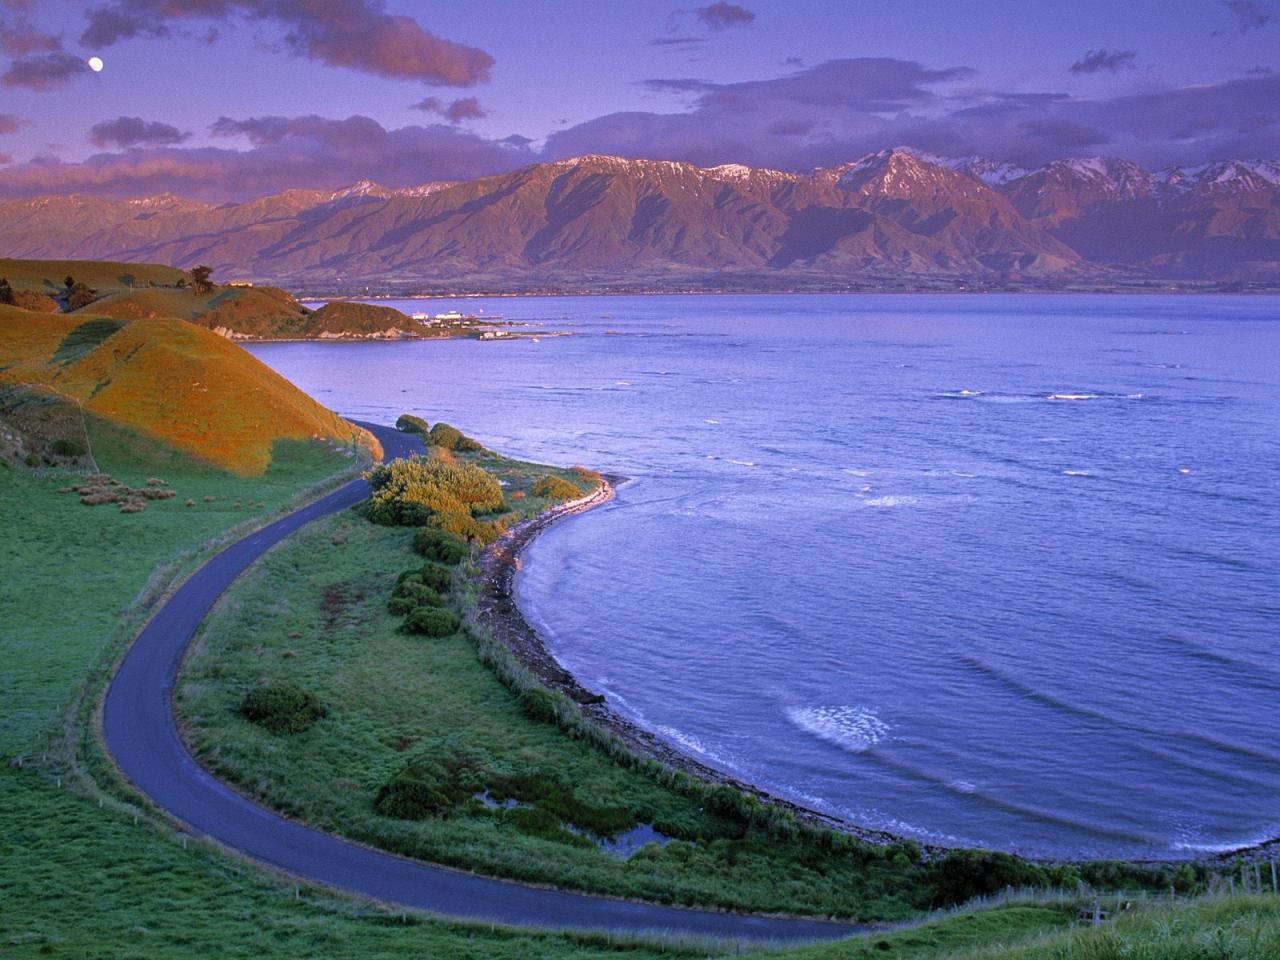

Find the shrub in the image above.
[
  {"left": 430, "top": 510, "right": 499, "bottom": 545},
  {"left": 403, "top": 607, "right": 460, "bottom": 637},
  {"left": 396, "top": 414, "right": 430, "bottom": 435},
  {"left": 532, "top": 475, "right": 582, "bottom": 502},
  {"left": 416, "top": 561, "right": 453, "bottom": 593},
  {"left": 374, "top": 745, "right": 489, "bottom": 820},
  {"left": 428, "top": 422, "right": 483, "bottom": 452},
  {"left": 412, "top": 527, "right": 468, "bottom": 564},
  {"left": 387, "top": 595, "right": 415, "bottom": 615},
  {"left": 364, "top": 456, "right": 503, "bottom": 526},
  {"left": 392, "top": 580, "right": 443, "bottom": 608},
  {"left": 519, "top": 687, "right": 560, "bottom": 723},
  {"left": 51, "top": 437, "right": 86, "bottom": 458},
  {"left": 240, "top": 683, "right": 326, "bottom": 734},
  {"left": 927, "top": 850, "right": 1047, "bottom": 907}
]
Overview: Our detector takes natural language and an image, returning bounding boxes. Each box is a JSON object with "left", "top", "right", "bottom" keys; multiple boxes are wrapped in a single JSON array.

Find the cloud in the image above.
[
  {"left": 0, "top": 17, "right": 62, "bottom": 57},
  {"left": 1222, "top": 0, "right": 1273, "bottom": 31},
  {"left": 1069, "top": 49, "right": 1137, "bottom": 74},
  {"left": 0, "top": 114, "right": 23, "bottom": 135},
  {"left": 79, "top": 0, "right": 493, "bottom": 85},
  {"left": 90, "top": 116, "right": 191, "bottom": 148},
  {"left": 696, "top": 2, "right": 755, "bottom": 30},
  {"left": 0, "top": 153, "right": 11, "bottom": 165},
  {"left": 649, "top": 37, "right": 708, "bottom": 46},
  {"left": 0, "top": 113, "right": 533, "bottom": 200},
  {"left": 548, "top": 58, "right": 1280, "bottom": 171},
  {"left": 2, "top": 52, "right": 90, "bottom": 90},
  {"left": 411, "top": 96, "right": 487, "bottom": 123}
]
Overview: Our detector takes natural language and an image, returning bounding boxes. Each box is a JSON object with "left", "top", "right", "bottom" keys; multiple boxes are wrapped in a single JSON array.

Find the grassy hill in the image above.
[
  {"left": 1, "top": 257, "right": 420, "bottom": 340},
  {"left": 0, "top": 306, "right": 378, "bottom": 474}
]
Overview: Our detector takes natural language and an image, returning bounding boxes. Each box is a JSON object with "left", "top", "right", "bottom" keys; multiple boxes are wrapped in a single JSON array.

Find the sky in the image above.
[{"left": 0, "top": 0, "right": 1277, "bottom": 200}]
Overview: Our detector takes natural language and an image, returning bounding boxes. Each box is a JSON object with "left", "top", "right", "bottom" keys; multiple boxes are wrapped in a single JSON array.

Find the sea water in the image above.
[{"left": 250, "top": 293, "right": 1280, "bottom": 859}]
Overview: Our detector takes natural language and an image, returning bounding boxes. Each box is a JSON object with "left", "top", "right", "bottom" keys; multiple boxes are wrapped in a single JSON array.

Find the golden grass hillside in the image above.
[
  {"left": 0, "top": 305, "right": 380, "bottom": 475},
  {"left": 0, "top": 257, "right": 187, "bottom": 293}
]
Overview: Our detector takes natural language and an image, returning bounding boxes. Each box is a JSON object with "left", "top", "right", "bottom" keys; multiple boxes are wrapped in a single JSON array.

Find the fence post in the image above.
[{"left": 1270, "top": 860, "right": 1277, "bottom": 894}]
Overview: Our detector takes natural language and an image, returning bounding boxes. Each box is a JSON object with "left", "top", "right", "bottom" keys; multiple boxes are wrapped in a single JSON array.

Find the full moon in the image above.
[{"left": 87, "top": 56, "right": 104, "bottom": 72}]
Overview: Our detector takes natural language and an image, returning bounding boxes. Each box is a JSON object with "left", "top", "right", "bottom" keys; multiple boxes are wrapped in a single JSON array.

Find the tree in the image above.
[
  {"left": 64, "top": 275, "right": 74, "bottom": 290},
  {"left": 67, "top": 281, "right": 96, "bottom": 311},
  {"left": 0, "top": 279, "right": 14, "bottom": 305},
  {"left": 190, "top": 264, "right": 214, "bottom": 293}
]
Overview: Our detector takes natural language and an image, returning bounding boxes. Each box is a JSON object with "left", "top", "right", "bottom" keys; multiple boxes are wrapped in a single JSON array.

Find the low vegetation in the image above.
[
  {"left": 0, "top": 310, "right": 378, "bottom": 474},
  {"left": 427, "top": 420, "right": 485, "bottom": 451},
  {"left": 241, "top": 682, "right": 327, "bottom": 734}
]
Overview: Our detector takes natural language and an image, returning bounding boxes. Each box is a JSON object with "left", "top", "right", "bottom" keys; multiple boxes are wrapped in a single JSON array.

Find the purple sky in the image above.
[{"left": 0, "top": 0, "right": 1277, "bottom": 199}]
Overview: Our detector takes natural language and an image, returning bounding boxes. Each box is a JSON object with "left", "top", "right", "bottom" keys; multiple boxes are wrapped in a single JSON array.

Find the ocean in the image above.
[{"left": 249, "top": 292, "right": 1280, "bottom": 859}]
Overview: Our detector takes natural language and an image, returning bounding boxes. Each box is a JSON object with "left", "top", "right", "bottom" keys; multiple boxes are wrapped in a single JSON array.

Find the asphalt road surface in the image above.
[{"left": 101, "top": 422, "right": 860, "bottom": 943}]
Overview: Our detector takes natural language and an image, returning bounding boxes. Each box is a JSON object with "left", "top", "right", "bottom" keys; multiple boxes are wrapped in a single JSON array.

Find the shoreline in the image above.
[
  {"left": 473, "top": 476, "right": 1280, "bottom": 869},
  {"left": 473, "top": 475, "right": 910, "bottom": 850}
]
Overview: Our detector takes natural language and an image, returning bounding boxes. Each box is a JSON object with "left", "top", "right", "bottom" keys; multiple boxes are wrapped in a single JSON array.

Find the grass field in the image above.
[{"left": 178, "top": 443, "right": 1057, "bottom": 921}]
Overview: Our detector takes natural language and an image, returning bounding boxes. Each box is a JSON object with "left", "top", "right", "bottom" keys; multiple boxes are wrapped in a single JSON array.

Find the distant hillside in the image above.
[
  {"left": 0, "top": 151, "right": 1276, "bottom": 289},
  {"left": 0, "top": 257, "right": 420, "bottom": 340},
  {"left": 0, "top": 304, "right": 380, "bottom": 474}
]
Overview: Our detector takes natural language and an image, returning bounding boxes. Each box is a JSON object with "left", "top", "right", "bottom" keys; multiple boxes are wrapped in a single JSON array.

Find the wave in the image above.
[
  {"left": 862, "top": 495, "right": 919, "bottom": 508},
  {"left": 785, "top": 705, "right": 889, "bottom": 754}
]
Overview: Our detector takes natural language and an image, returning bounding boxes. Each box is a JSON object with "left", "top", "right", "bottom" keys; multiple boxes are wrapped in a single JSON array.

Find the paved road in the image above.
[{"left": 101, "top": 422, "right": 859, "bottom": 943}]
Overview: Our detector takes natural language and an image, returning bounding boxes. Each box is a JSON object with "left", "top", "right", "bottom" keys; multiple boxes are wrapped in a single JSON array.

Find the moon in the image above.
[{"left": 87, "top": 56, "right": 104, "bottom": 72}]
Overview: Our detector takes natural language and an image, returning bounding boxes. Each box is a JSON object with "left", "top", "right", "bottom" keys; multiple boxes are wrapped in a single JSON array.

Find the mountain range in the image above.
[{"left": 2, "top": 149, "right": 1278, "bottom": 291}]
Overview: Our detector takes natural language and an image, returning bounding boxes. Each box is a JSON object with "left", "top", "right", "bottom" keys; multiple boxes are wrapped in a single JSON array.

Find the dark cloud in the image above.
[
  {"left": 0, "top": 114, "right": 533, "bottom": 199},
  {"left": 1222, "top": 0, "right": 1273, "bottom": 31},
  {"left": 649, "top": 37, "right": 708, "bottom": 46},
  {"left": 549, "top": 58, "right": 1280, "bottom": 171},
  {"left": 2, "top": 52, "right": 90, "bottom": 90},
  {"left": 696, "top": 3, "right": 755, "bottom": 30},
  {"left": 1069, "top": 49, "right": 1137, "bottom": 74},
  {"left": 411, "top": 96, "right": 487, "bottom": 123},
  {"left": 80, "top": 0, "right": 493, "bottom": 85},
  {"left": 0, "top": 17, "right": 62, "bottom": 57},
  {"left": 90, "top": 116, "right": 191, "bottom": 148},
  {"left": 0, "top": 114, "right": 23, "bottom": 135}
]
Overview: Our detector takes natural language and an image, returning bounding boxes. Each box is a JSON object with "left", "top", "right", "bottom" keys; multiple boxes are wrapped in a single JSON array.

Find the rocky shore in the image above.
[{"left": 472, "top": 476, "right": 908, "bottom": 848}]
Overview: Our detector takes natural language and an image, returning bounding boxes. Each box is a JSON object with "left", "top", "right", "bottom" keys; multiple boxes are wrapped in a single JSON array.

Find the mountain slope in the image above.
[
  {"left": 1, "top": 151, "right": 1277, "bottom": 288},
  {"left": 0, "top": 306, "right": 380, "bottom": 474}
]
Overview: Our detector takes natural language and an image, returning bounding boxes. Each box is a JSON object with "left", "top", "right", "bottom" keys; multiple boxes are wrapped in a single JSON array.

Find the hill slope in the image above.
[
  {"left": 0, "top": 257, "right": 419, "bottom": 339},
  {"left": 0, "top": 151, "right": 1276, "bottom": 288},
  {"left": 0, "top": 305, "right": 379, "bottom": 474}
]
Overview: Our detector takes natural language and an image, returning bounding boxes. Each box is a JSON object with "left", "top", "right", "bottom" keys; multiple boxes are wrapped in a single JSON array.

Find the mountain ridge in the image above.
[{"left": 2, "top": 149, "right": 1277, "bottom": 290}]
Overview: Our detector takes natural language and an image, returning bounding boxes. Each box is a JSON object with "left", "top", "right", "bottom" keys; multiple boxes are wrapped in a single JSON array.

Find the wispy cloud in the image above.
[
  {"left": 89, "top": 116, "right": 190, "bottom": 148},
  {"left": 411, "top": 96, "right": 487, "bottom": 123},
  {"left": 1069, "top": 49, "right": 1137, "bottom": 74},
  {"left": 1222, "top": 0, "right": 1273, "bottom": 31},
  {"left": 696, "top": 3, "right": 755, "bottom": 30},
  {"left": 80, "top": 0, "right": 494, "bottom": 85}
]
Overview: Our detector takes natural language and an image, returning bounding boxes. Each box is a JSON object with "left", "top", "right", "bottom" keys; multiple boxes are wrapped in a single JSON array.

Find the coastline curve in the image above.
[{"left": 99, "top": 422, "right": 860, "bottom": 943}]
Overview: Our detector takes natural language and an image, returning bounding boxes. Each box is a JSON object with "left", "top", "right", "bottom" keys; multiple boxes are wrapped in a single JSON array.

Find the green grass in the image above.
[
  {"left": 767, "top": 894, "right": 1280, "bottom": 959},
  {"left": 178, "top": 504, "right": 931, "bottom": 920}
]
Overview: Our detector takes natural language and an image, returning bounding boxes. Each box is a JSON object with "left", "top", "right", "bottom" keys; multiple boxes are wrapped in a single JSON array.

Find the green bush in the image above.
[
  {"left": 431, "top": 510, "right": 500, "bottom": 545},
  {"left": 428, "top": 422, "right": 483, "bottom": 452},
  {"left": 239, "top": 683, "right": 326, "bottom": 734},
  {"left": 412, "top": 527, "right": 468, "bottom": 564},
  {"left": 927, "top": 850, "right": 1047, "bottom": 907},
  {"left": 374, "top": 746, "right": 488, "bottom": 820},
  {"left": 392, "top": 579, "right": 443, "bottom": 608},
  {"left": 403, "top": 606, "right": 460, "bottom": 637},
  {"left": 387, "top": 595, "right": 415, "bottom": 615},
  {"left": 51, "top": 437, "right": 86, "bottom": 458},
  {"left": 532, "top": 475, "right": 583, "bottom": 502},
  {"left": 519, "top": 687, "right": 560, "bottom": 723},
  {"left": 395, "top": 414, "right": 430, "bottom": 435},
  {"left": 364, "top": 456, "right": 502, "bottom": 526},
  {"left": 416, "top": 561, "right": 453, "bottom": 593}
]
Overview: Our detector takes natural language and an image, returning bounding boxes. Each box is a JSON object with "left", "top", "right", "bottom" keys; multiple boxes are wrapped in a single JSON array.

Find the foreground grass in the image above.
[
  {"left": 180, "top": 501, "right": 931, "bottom": 920},
  {"left": 784, "top": 894, "right": 1280, "bottom": 960},
  {"left": 5, "top": 436, "right": 684, "bottom": 958}
]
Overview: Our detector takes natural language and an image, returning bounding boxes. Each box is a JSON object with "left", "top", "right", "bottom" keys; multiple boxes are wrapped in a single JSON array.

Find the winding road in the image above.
[{"left": 101, "top": 422, "right": 858, "bottom": 943}]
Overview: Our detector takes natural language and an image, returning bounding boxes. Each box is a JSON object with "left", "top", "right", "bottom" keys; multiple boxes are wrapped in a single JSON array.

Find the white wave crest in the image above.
[{"left": 785, "top": 705, "right": 889, "bottom": 754}]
